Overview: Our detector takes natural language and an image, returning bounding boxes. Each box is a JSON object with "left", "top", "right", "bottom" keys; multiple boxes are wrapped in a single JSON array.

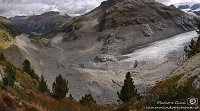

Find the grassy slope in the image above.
[
  {"left": 0, "top": 30, "right": 13, "bottom": 49},
  {"left": 0, "top": 17, "right": 21, "bottom": 50},
  {"left": 0, "top": 59, "right": 113, "bottom": 111},
  {"left": 117, "top": 53, "right": 200, "bottom": 111}
]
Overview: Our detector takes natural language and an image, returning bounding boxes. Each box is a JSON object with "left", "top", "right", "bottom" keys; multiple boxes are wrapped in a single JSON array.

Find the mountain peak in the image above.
[
  {"left": 41, "top": 11, "right": 60, "bottom": 16},
  {"left": 191, "top": 3, "right": 200, "bottom": 10}
]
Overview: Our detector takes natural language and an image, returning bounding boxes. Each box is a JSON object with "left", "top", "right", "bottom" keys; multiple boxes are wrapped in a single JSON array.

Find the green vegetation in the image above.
[
  {"left": 22, "top": 59, "right": 39, "bottom": 80},
  {"left": 145, "top": 75, "right": 200, "bottom": 110},
  {"left": 117, "top": 72, "right": 140, "bottom": 103},
  {"left": 0, "top": 17, "right": 21, "bottom": 37},
  {"left": 0, "top": 29, "right": 13, "bottom": 49},
  {"left": 39, "top": 75, "right": 49, "bottom": 93},
  {"left": 0, "top": 17, "right": 21, "bottom": 49},
  {"left": 73, "top": 23, "right": 83, "bottom": 31},
  {"left": 184, "top": 21, "right": 200, "bottom": 58},
  {"left": 79, "top": 93, "right": 96, "bottom": 106},
  {"left": 0, "top": 53, "right": 6, "bottom": 61},
  {"left": 52, "top": 74, "right": 69, "bottom": 99},
  {"left": 0, "top": 56, "right": 113, "bottom": 111},
  {"left": 3, "top": 62, "right": 16, "bottom": 87}
]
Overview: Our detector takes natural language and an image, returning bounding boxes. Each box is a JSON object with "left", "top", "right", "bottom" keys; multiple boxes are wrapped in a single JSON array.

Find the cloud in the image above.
[
  {"left": 0, "top": 0, "right": 199, "bottom": 18},
  {"left": 0, "top": 0, "right": 105, "bottom": 17},
  {"left": 156, "top": 0, "right": 199, "bottom": 5}
]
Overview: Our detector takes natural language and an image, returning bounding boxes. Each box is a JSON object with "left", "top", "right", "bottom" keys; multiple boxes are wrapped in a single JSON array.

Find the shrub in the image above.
[
  {"left": 73, "top": 23, "right": 82, "bottom": 31},
  {"left": 79, "top": 93, "right": 96, "bottom": 106},
  {"left": 39, "top": 75, "right": 49, "bottom": 93},
  {"left": 0, "top": 53, "right": 6, "bottom": 61},
  {"left": 116, "top": 104, "right": 130, "bottom": 111}
]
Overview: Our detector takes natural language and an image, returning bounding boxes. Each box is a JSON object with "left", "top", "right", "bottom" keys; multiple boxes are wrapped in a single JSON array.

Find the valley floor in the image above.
[{"left": 4, "top": 31, "right": 198, "bottom": 104}]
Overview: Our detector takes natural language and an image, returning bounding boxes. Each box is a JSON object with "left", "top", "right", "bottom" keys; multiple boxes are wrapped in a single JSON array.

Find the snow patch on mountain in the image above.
[{"left": 177, "top": 3, "right": 200, "bottom": 16}]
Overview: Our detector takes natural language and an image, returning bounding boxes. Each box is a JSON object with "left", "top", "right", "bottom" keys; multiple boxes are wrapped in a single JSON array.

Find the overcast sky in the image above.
[{"left": 0, "top": 0, "right": 199, "bottom": 18}]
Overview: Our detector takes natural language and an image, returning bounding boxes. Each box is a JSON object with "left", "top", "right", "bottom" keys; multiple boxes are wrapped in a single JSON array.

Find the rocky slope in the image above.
[
  {"left": 10, "top": 11, "right": 70, "bottom": 34},
  {"left": 50, "top": 0, "right": 195, "bottom": 56}
]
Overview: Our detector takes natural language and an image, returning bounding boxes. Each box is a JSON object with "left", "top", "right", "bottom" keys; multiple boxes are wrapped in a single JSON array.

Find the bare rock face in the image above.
[
  {"left": 0, "top": 66, "right": 6, "bottom": 82},
  {"left": 142, "top": 24, "right": 154, "bottom": 37},
  {"left": 98, "top": 0, "right": 194, "bottom": 31},
  {"left": 63, "top": 30, "right": 79, "bottom": 41},
  {"left": 157, "top": 23, "right": 168, "bottom": 31},
  {"left": 193, "top": 77, "right": 200, "bottom": 89},
  {"left": 194, "top": 11, "right": 200, "bottom": 16}
]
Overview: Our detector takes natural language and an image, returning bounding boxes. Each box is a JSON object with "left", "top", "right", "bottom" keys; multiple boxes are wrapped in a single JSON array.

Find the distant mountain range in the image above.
[
  {"left": 10, "top": 11, "right": 71, "bottom": 34},
  {"left": 177, "top": 3, "right": 200, "bottom": 16}
]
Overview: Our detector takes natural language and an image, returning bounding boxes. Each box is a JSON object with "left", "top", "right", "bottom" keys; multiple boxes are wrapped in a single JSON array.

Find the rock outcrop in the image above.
[{"left": 142, "top": 24, "right": 154, "bottom": 37}]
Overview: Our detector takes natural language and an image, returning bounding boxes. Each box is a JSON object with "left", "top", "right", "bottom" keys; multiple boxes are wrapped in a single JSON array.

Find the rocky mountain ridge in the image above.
[
  {"left": 10, "top": 11, "right": 70, "bottom": 34},
  {"left": 178, "top": 3, "right": 200, "bottom": 16}
]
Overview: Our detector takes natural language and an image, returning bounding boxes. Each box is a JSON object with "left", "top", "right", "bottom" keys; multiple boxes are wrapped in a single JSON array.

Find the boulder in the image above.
[
  {"left": 157, "top": 23, "right": 168, "bottom": 31},
  {"left": 14, "top": 81, "right": 23, "bottom": 89},
  {"left": 142, "top": 24, "right": 154, "bottom": 37},
  {"left": 95, "top": 54, "right": 117, "bottom": 62},
  {"left": 0, "top": 67, "right": 5, "bottom": 82}
]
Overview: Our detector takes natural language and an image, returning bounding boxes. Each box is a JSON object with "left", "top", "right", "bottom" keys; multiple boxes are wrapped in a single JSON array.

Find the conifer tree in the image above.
[
  {"left": 22, "top": 59, "right": 39, "bottom": 80},
  {"left": 39, "top": 75, "right": 49, "bottom": 93},
  {"left": 69, "top": 94, "right": 73, "bottom": 99},
  {"left": 117, "top": 72, "right": 140, "bottom": 103},
  {"left": 3, "top": 62, "right": 16, "bottom": 87},
  {"left": 23, "top": 59, "right": 31, "bottom": 73},
  {"left": 52, "top": 74, "right": 69, "bottom": 99}
]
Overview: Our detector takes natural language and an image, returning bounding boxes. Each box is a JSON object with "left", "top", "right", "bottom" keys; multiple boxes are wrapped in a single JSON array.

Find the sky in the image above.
[{"left": 0, "top": 0, "right": 199, "bottom": 18}]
